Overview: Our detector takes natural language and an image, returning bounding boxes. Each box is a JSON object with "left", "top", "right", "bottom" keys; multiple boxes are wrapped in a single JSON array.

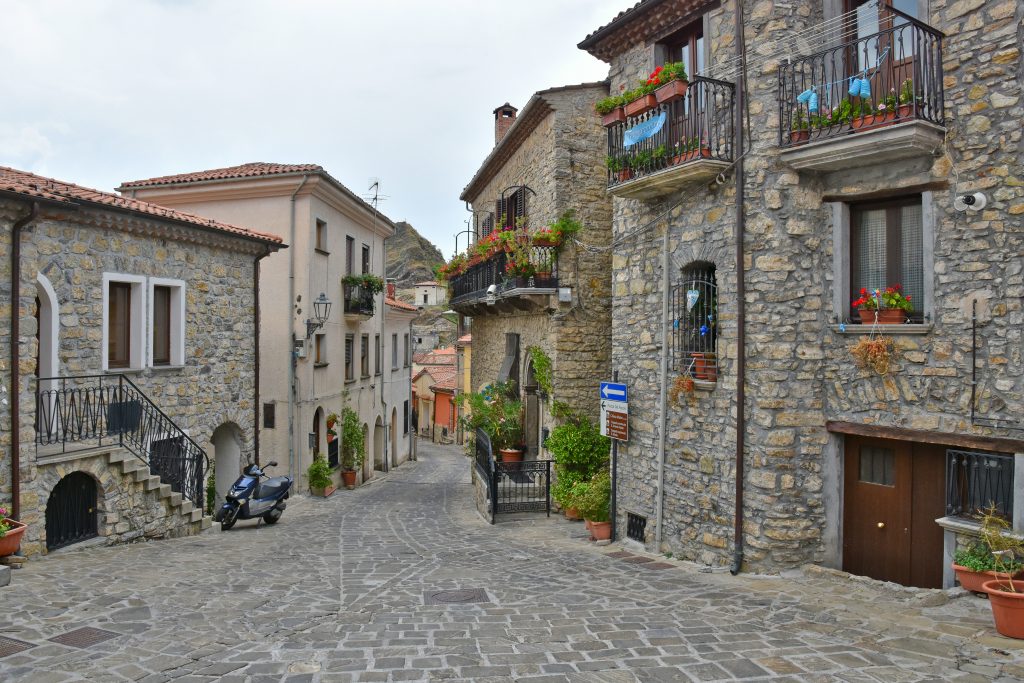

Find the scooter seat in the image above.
[{"left": 258, "top": 476, "right": 291, "bottom": 498}]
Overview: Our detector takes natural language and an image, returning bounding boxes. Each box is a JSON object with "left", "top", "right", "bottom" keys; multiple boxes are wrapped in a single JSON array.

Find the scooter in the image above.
[{"left": 214, "top": 460, "right": 293, "bottom": 530}]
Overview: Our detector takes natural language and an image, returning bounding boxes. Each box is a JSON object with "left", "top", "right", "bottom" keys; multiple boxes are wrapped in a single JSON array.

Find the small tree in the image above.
[{"left": 340, "top": 406, "right": 365, "bottom": 472}]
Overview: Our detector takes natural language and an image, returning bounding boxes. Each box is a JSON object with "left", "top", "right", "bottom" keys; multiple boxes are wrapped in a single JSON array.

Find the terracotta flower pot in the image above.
[
  {"left": 691, "top": 353, "right": 710, "bottom": 380},
  {"left": 341, "top": 470, "right": 357, "bottom": 489},
  {"left": 589, "top": 521, "right": 612, "bottom": 541},
  {"left": 624, "top": 94, "right": 658, "bottom": 117},
  {"left": 983, "top": 579, "right": 1024, "bottom": 639},
  {"left": 312, "top": 484, "right": 336, "bottom": 498},
  {"left": 616, "top": 169, "right": 633, "bottom": 182},
  {"left": 655, "top": 79, "right": 688, "bottom": 104},
  {"left": 498, "top": 448, "right": 523, "bottom": 463},
  {"left": 954, "top": 564, "right": 1022, "bottom": 594},
  {"left": 857, "top": 307, "right": 906, "bottom": 324},
  {"left": 564, "top": 507, "right": 580, "bottom": 521},
  {"left": 601, "top": 107, "right": 626, "bottom": 127},
  {"left": 0, "top": 519, "right": 27, "bottom": 557},
  {"left": 789, "top": 130, "right": 810, "bottom": 145}
]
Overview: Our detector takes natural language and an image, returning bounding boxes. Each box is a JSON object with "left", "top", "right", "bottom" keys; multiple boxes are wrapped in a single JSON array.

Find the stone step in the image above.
[
  {"left": 157, "top": 484, "right": 172, "bottom": 498},
  {"left": 199, "top": 516, "right": 212, "bottom": 531},
  {"left": 106, "top": 450, "right": 130, "bottom": 465},
  {"left": 190, "top": 508, "right": 204, "bottom": 523},
  {"left": 143, "top": 476, "right": 162, "bottom": 492},
  {"left": 132, "top": 468, "right": 153, "bottom": 483},
  {"left": 179, "top": 500, "right": 194, "bottom": 515},
  {"left": 119, "top": 458, "right": 145, "bottom": 474},
  {"left": 168, "top": 492, "right": 182, "bottom": 507}
]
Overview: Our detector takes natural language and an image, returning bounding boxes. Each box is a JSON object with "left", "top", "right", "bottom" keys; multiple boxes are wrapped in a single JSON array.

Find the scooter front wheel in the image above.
[{"left": 220, "top": 505, "right": 239, "bottom": 531}]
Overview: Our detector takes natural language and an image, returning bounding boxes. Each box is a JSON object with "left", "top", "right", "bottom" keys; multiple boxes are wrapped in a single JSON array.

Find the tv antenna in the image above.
[{"left": 364, "top": 178, "right": 388, "bottom": 208}]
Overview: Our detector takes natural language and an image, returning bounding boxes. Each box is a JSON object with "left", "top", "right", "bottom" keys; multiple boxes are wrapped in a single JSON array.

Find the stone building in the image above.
[
  {"left": 0, "top": 166, "right": 283, "bottom": 555},
  {"left": 453, "top": 87, "right": 614, "bottom": 458},
  {"left": 413, "top": 280, "right": 447, "bottom": 307},
  {"left": 581, "top": 0, "right": 1023, "bottom": 587},
  {"left": 119, "top": 163, "right": 414, "bottom": 490}
]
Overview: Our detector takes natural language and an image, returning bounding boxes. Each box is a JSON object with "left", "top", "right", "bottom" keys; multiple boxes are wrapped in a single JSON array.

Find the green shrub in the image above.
[
  {"left": 307, "top": 455, "right": 333, "bottom": 490},
  {"left": 340, "top": 406, "right": 365, "bottom": 471},
  {"left": 578, "top": 470, "right": 611, "bottom": 523},
  {"left": 955, "top": 542, "right": 998, "bottom": 572},
  {"left": 547, "top": 416, "right": 609, "bottom": 473}
]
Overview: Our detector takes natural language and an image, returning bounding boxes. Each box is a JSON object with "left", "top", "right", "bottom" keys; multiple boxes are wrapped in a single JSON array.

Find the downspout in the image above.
[
  {"left": 380, "top": 239, "right": 388, "bottom": 472},
  {"left": 9, "top": 201, "right": 39, "bottom": 521},
  {"left": 654, "top": 221, "right": 670, "bottom": 550},
  {"left": 409, "top": 318, "right": 416, "bottom": 460},
  {"left": 253, "top": 245, "right": 272, "bottom": 465},
  {"left": 288, "top": 174, "right": 310, "bottom": 484},
  {"left": 731, "top": 0, "right": 748, "bottom": 576}
]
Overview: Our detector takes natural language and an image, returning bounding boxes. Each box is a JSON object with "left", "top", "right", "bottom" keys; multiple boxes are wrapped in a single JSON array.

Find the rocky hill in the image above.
[{"left": 386, "top": 221, "right": 445, "bottom": 288}]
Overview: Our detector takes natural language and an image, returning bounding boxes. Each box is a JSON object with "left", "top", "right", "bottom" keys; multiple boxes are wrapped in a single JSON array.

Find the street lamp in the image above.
[{"left": 305, "top": 292, "right": 332, "bottom": 338}]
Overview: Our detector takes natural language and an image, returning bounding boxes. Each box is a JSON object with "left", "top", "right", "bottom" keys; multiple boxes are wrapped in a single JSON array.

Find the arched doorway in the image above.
[
  {"left": 312, "top": 407, "right": 324, "bottom": 460},
  {"left": 362, "top": 423, "right": 371, "bottom": 481},
  {"left": 523, "top": 357, "right": 540, "bottom": 460},
  {"left": 45, "top": 472, "right": 98, "bottom": 551},
  {"left": 35, "top": 274, "right": 60, "bottom": 436},
  {"left": 212, "top": 423, "right": 242, "bottom": 506},
  {"left": 374, "top": 417, "right": 385, "bottom": 471},
  {"left": 391, "top": 407, "right": 399, "bottom": 466}
]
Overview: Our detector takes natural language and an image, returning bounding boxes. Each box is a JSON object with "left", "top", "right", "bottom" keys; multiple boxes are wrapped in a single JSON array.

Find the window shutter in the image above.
[{"left": 515, "top": 188, "right": 526, "bottom": 227}]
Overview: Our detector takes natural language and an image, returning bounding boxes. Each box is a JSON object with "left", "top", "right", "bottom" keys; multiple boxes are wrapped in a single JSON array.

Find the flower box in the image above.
[
  {"left": 601, "top": 107, "right": 626, "bottom": 127},
  {"left": 655, "top": 79, "right": 688, "bottom": 104},
  {"left": 624, "top": 94, "right": 658, "bottom": 117},
  {"left": 857, "top": 308, "right": 907, "bottom": 325},
  {"left": 672, "top": 147, "right": 712, "bottom": 165}
]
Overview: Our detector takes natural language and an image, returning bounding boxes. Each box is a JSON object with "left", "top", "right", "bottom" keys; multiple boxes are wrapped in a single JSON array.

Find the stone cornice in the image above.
[{"left": 578, "top": 0, "right": 716, "bottom": 62}]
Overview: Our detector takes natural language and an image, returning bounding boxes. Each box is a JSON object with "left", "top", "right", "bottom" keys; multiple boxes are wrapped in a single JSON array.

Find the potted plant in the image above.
[
  {"left": 596, "top": 94, "right": 626, "bottom": 127},
  {"left": 850, "top": 336, "right": 898, "bottom": 375},
  {"left": 0, "top": 506, "right": 26, "bottom": 557},
  {"left": 852, "top": 285, "right": 912, "bottom": 324},
  {"left": 790, "top": 108, "right": 811, "bottom": 144},
  {"left": 579, "top": 470, "right": 612, "bottom": 541},
  {"left": 308, "top": 454, "right": 335, "bottom": 497},
  {"left": 460, "top": 380, "right": 524, "bottom": 463},
  {"left": 622, "top": 83, "right": 659, "bottom": 117},
  {"left": 548, "top": 408, "right": 610, "bottom": 516},
  {"left": 954, "top": 539, "right": 1023, "bottom": 594},
  {"left": 980, "top": 507, "right": 1024, "bottom": 638},
  {"left": 606, "top": 154, "right": 632, "bottom": 182},
  {"left": 339, "top": 406, "right": 364, "bottom": 488},
  {"left": 672, "top": 137, "right": 711, "bottom": 164},
  {"left": 651, "top": 62, "right": 689, "bottom": 104},
  {"left": 897, "top": 78, "right": 917, "bottom": 118},
  {"left": 561, "top": 480, "right": 590, "bottom": 521},
  {"left": 849, "top": 99, "right": 884, "bottom": 131},
  {"left": 690, "top": 353, "right": 718, "bottom": 382}
]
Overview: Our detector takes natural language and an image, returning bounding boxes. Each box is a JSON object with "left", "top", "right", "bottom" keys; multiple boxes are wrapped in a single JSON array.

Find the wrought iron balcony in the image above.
[
  {"left": 605, "top": 77, "right": 734, "bottom": 200},
  {"left": 448, "top": 243, "right": 559, "bottom": 315},
  {"left": 343, "top": 283, "right": 375, "bottom": 318},
  {"left": 778, "top": 8, "right": 945, "bottom": 171}
]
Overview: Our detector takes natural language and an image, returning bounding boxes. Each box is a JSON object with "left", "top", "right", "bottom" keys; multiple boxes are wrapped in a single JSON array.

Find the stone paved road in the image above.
[{"left": 2, "top": 441, "right": 1024, "bottom": 682}]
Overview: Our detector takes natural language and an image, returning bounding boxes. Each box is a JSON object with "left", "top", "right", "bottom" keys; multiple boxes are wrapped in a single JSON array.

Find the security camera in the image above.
[
  {"left": 486, "top": 284, "right": 497, "bottom": 295},
  {"left": 954, "top": 192, "right": 987, "bottom": 212},
  {"left": 485, "top": 284, "right": 498, "bottom": 305}
]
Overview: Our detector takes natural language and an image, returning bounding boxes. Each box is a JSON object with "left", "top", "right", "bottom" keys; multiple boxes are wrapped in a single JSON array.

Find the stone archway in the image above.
[
  {"left": 523, "top": 357, "right": 540, "bottom": 460},
  {"left": 45, "top": 471, "right": 99, "bottom": 551},
  {"left": 212, "top": 423, "right": 243, "bottom": 505},
  {"left": 312, "top": 407, "right": 325, "bottom": 460},
  {"left": 35, "top": 273, "right": 60, "bottom": 436},
  {"left": 374, "top": 416, "right": 385, "bottom": 471}
]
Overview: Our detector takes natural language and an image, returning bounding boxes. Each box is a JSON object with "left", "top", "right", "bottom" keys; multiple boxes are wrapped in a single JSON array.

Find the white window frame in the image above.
[
  {"left": 148, "top": 277, "right": 186, "bottom": 368},
  {"left": 102, "top": 273, "right": 146, "bottom": 371}
]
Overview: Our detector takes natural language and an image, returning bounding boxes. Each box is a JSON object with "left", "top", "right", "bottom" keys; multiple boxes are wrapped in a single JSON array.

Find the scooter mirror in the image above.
[{"left": 266, "top": 461, "right": 278, "bottom": 468}]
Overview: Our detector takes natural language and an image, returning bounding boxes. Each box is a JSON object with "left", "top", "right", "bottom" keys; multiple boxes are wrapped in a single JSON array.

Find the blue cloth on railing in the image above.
[{"left": 623, "top": 112, "right": 666, "bottom": 148}]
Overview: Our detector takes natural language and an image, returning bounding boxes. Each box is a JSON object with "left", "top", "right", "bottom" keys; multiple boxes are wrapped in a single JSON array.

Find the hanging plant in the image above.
[
  {"left": 527, "top": 346, "right": 554, "bottom": 396},
  {"left": 850, "top": 335, "right": 898, "bottom": 375},
  {"left": 668, "top": 374, "right": 696, "bottom": 405}
]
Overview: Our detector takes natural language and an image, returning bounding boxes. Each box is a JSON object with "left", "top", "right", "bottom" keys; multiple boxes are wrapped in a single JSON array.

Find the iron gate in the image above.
[
  {"left": 45, "top": 472, "right": 98, "bottom": 551},
  {"left": 475, "top": 428, "right": 550, "bottom": 523}
]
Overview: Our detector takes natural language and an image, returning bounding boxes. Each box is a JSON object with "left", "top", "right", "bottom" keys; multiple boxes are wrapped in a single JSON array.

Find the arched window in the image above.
[{"left": 672, "top": 263, "right": 718, "bottom": 382}]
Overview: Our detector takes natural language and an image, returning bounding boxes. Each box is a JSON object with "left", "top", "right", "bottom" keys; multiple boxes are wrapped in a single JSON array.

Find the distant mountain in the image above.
[{"left": 386, "top": 221, "right": 445, "bottom": 288}]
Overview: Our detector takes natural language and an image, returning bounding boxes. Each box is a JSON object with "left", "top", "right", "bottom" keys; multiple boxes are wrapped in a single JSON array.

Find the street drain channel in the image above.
[
  {"left": 424, "top": 588, "right": 490, "bottom": 605},
  {"left": 0, "top": 636, "right": 35, "bottom": 658},
  {"left": 48, "top": 627, "right": 120, "bottom": 648}
]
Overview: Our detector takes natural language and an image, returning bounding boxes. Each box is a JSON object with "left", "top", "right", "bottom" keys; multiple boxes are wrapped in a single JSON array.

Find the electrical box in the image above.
[
  {"left": 558, "top": 287, "right": 572, "bottom": 303},
  {"left": 294, "top": 338, "right": 307, "bottom": 359}
]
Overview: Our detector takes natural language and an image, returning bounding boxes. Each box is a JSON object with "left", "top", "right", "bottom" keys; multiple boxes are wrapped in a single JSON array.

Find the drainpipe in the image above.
[
  {"left": 9, "top": 201, "right": 39, "bottom": 521},
  {"left": 288, "top": 175, "right": 310, "bottom": 484},
  {"left": 380, "top": 239, "right": 388, "bottom": 472},
  {"left": 731, "top": 0, "right": 748, "bottom": 576},
  {"left": 654, "top": 222, "right": 670, "bottom": 550},
  {"left": 253, "top": 245, "right": 272, "bottom": 465}
]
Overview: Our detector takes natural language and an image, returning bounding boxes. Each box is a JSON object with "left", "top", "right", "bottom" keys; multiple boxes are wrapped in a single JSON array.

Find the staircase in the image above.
[{"left": 106, "top": 449, "right": 211, "bottom": 530}]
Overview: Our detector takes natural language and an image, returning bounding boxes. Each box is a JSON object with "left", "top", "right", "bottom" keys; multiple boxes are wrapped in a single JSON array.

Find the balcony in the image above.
[
  {"left": 778, "top": 9, "right": 945, "bottom": 172},
  {"left": 605, "top": 77, "right": 734, "bottom": 200},
  {"left": 449, "top": 244, "right": 559, "bottom": 316},
  {"left": 343, "top": 283, "right": 375, "bottom": 319}
]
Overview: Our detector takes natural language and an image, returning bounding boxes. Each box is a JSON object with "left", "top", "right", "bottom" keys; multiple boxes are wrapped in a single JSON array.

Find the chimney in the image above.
[
  {"left": 493, "top": 103, "right": 518, "bottom": 145},
  {"left": 386, "top": 281, "right": 396, "bottom": 299}
]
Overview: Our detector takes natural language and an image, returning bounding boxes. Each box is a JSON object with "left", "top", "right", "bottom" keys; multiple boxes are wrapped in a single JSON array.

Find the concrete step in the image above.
[
  {"left": 143, "top": 476, "right": 162, "bottom": 492},
  {"left": 132, "top": 468, "right": 153, "bottom": 483},
  {"left": 200, "top": 517, "right": 213, "bottom": 531},
  {"left": 168, "top": 492, "right": 182, "bottom": 507},
  {"left": 157, "top": 484, "right": 172, "bottom": 498},
  {"left": 190, "top": 508, "right": 204, "bottom": 523},
  {"left": 179, "top": 500, "right": 194, "bottom": 515},
  {"left": 106, "top": 450, "right": 130, "bottom": 465},
  {"left": 120, "top": 458, "right": 145, "bottom": 474}
]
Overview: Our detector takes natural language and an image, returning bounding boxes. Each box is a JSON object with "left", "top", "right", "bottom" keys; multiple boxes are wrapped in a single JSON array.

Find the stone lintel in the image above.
[
  {"left": 780, "top": 121, "right": 947, "bottom": 172},
  {"left": 607, "top": 159, "right": 732, "bottom": 200}
]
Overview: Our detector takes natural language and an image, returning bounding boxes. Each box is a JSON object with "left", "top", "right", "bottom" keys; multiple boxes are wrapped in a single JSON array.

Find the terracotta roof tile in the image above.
[
  {"left": 456, "top": 334, "right": 472, "bottom": 345},
  {"left": 0, "top": 166, "right": 283, "bottom": 245},
  {"left": 427, "top": 365, "right": 458, "bottom": 391},
  {"left": 413, "top": 280, "right": 441, "bottom": 286},
  {"left": 385, "top": 297, "right": 417, "bottom": 312},
  {"left": 117, "top": 162, "right": 324, "bottom": 189}
]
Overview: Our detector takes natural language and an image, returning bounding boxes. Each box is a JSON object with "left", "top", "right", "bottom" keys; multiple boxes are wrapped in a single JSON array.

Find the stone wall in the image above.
[
  {"left": 603, "top": 0, "right": 1023, "bottom": 572},
  {"left": 1, "top": 200, "right": 262, "bottom": 554}
]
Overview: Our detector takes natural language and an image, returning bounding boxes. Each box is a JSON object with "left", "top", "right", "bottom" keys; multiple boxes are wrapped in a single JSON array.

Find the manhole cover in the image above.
[
  {"left": 606, "top": 551, "right": 633, "bottom": 558},
  {"left": 48, "top": 627, "right": 120, "bottom": 648},
  {"left": 621, "top": 556, "right": 655, "bottom": 564},
  {"left": 424, "top": 588, "right": 490, "bottom": 605},
  {"left": 0, "top": 636, "right": 35, "bottom": 658},
  {"left": 641, "top": 562, "right": 676, "bottom": 570}
]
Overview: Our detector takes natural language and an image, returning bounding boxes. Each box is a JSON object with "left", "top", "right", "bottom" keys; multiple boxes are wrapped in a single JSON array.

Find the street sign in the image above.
[
  {"left": 600, "top": 381, "right": 628, "bottom": 402},
  {"left": 600, "top": 399, "right": 628, "bottom": 441}
]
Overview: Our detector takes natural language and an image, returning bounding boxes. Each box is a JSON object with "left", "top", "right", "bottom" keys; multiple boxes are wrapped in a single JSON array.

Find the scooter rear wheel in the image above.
[
  {"left": 263, "top": 510, "right": 282, "bottom": 525},
  {"left": 220, "top": 506, "right": 239, "bottom": 531}
]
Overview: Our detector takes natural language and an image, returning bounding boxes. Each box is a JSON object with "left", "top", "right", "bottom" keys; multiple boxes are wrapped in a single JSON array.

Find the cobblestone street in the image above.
[{"left": 2, "top": 440, "right": 1023, "bottom": 682}]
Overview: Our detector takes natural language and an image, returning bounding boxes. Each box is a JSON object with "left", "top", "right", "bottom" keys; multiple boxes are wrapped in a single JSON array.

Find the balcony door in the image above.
[{"left": 846, "top": 0, "right": 920, "bottom": 107}]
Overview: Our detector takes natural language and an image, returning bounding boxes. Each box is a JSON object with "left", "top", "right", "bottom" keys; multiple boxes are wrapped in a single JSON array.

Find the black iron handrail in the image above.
[
  {"left": 778, "top": 10, "right": 944, "bottom": 147},
  {"left": 343, "top": 283, "right": 375, "bottom": 316},
  {"left": 605, "top": 77, "right": 734, "bottom": 187},
  {"left": 946, "top": 449, "right": 1014, "bottom": 520},
  {"left": 36, "top": 374, "right": 209, "bottom": 508},
  {"left": 449, "top": 243, "right": 559, "bottom": 306}
]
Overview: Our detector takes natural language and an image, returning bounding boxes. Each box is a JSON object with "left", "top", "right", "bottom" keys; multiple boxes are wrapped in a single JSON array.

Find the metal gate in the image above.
[
  {"left": 45, "top": 472, "right": 98, "bottom": 551},
  {"left": 475, "top": 428, "right": 550, "bottom": 523}
]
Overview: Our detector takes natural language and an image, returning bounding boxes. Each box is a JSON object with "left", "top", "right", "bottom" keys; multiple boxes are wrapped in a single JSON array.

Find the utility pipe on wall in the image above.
[
  {"left": 287, "top": 174, "right": 310, "bottom": 485},
  {"left": 654, "top": 221, "right": 670, "bottom": 550},
  {"left": 9, "top": 201, "right": 39, "bottom": 521}
]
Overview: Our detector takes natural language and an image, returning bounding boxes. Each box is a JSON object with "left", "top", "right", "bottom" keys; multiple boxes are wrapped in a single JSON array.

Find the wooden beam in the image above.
[{"left": 825, "top": 420, "right": 1024, "bottom": 453}]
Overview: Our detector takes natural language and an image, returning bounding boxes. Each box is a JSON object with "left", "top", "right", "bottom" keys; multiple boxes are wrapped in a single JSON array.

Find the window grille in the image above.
[
  {"left": 627, "top": 513, "right": 647, "bottom": 542},
  {"left": 671, "top": 263, "right": 718, "bottom": 381},
  {"left": 946, "top": 449, "right": 1014, "bottom": 520}
]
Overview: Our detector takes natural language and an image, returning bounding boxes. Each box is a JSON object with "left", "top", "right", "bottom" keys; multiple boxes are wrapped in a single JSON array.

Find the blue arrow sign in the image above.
[{"left": 600, "top": 382, "right": 628, "bottom": 402}]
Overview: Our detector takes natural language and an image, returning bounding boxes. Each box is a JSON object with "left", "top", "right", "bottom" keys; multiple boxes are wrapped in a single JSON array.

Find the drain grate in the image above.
[
  {"left": 605, "top": 551, "right": 633, "bottom": 558},
  {"left": 424, "top": 588, "right": 490, "bottom": 605},
  {"left": 641, "top": 562, "right": 676, "bottom": 570},
  {"left": 0, "top": 636, "right": 36, "bottom": 658},
  {"left": 621, "top": 556, "right": 655, "bottom": 564},
  {"left": 48, "top": 627, "right": 120, "bottom": 648}
]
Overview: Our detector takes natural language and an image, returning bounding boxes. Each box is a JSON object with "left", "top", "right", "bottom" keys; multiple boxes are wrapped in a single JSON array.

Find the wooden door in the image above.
[
  {"left": 843, "top": 436, "right": 913, "bottom": 584},
  {"left": 909, "top": 443, "right": 946, "bottom": 588}
]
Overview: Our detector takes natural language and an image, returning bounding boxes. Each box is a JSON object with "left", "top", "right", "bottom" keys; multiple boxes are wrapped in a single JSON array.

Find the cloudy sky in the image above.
[{"left": 1, "top": 0, "right": 627, "bottom": 257}]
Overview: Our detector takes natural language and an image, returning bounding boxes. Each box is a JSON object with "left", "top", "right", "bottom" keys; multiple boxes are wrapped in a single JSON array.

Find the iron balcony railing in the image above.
[
  {"left": 343, "top": 283, "right": 375, "bottom": 316},
  {"left": 449, "top": 242, "right": 559, "bottom": 306},
  {"left": 778, "top": 7, "right": 944, "bottom": 148},
  {"left": 946, "top": 449, "right": 1014, "bottom": 520},
  {"left": 36, "top": 374, "right": 209, "bottom": 508},
  {"left": 606, "top": 76, "right": 734, "bottom": 187}
]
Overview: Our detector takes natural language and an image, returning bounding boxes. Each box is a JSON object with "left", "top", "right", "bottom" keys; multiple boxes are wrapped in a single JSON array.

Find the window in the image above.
[
  {"left": 375, "top": 334, "right": 381, "bottom": 375},
  {"left": 263, "top": 403, "right": 276, "bottom": 429},
  {"left": 403, "top": 334, "right": 410, "bottom": 367},
  {"left": 148, "top": 278, "right": 185, "bottom": 367},
  {"left": 403, "top": 400, "right": 409, "bottom": 435},
  {"left": 345, "top": 334, "right": 354, "bottom": 381},
  {"left": 103, "top": 273, "right": 146, "bottom": 371},
  {"left": 671, "top": 263, "right": 718, "bottom": 381},
  {"left": 496, "top": 186, "right": 529, "bottom": 230},
  {"left": 361, "top": 245, "right": 370, "bottom": 275},
  {"left": 423, "top": 293, "right": 428, "bottom": 305},
  {"left": 479, "top": 212, "right": 494, "bottom": 239},
  {"left": 392, "top": 333, "right": 399, "bottom": 370},
  {"left": 660, "top": 19, "right": 705, "bottom": 77},
  {"left": 315, "top": 219, "right": 327, "bottom": 252},
  {"left": 850, "top": 197, "right": 923, "bottom": 321},
  {"left": 361, "top": 334, "right": 369, "bottom": 377},
  {"left": 859, "top": 445, "right": 895, "bottom": 486},
  {"left": 346, "top": 236, "right": 355, "bottom": 275},
  {"left": 315, "top": 333, "right": 327, "bottom": 366}
]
